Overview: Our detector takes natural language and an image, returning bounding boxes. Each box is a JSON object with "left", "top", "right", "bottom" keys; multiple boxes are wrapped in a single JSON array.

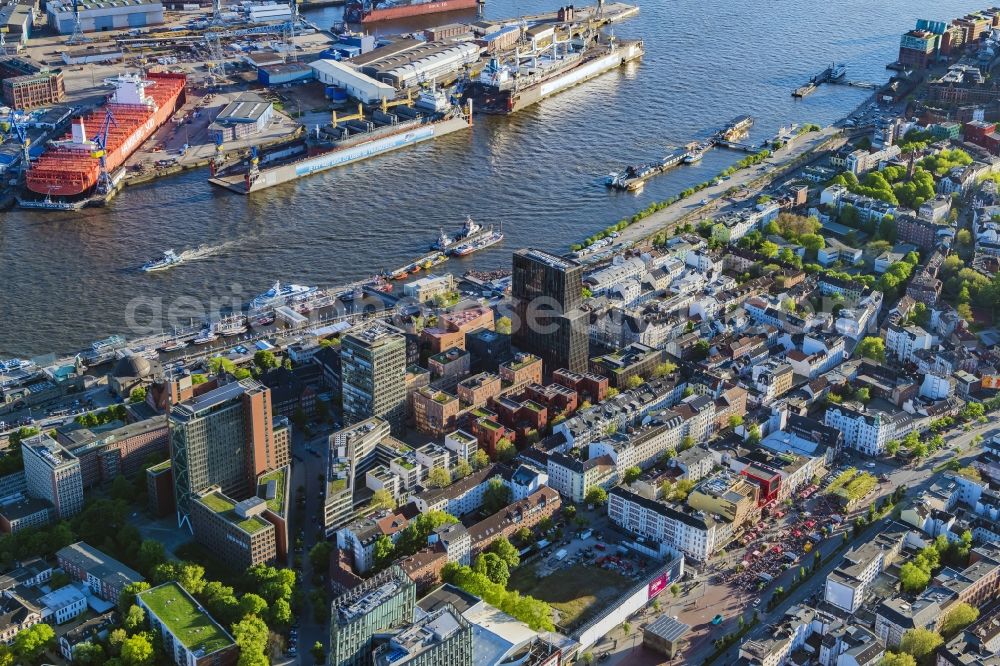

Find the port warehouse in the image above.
[
  {"left": 46, "top": 0, "right": 164, "bottom": 34},
  {"left": 307, "top": 40, "right": 480, "bottom": 101},
  {"left": 0, "top": 56, "right": 65, "bottom": 109},
  {"left": 310, "top": 59, "right": 395, "bottom": 104},
  {"left": 208, "top": 92, "right": 273, "bottom": 142},
  {"left": 0, "top": 0, "right": 34, "bottom": 44}
]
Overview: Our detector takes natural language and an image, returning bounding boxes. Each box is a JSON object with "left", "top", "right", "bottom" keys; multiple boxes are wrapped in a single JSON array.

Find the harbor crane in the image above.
[
  {"left": 2, "top": 110, "right": 32, "bottom": 172},
  {"left": 90, "top": 107, "right": 118, "bottom": 194},
  {"left": 331, "top": 103, "right": 364, "bottom": 126},
  {"left": 380, "top": 90, "right": 412, "bottom": 114}
]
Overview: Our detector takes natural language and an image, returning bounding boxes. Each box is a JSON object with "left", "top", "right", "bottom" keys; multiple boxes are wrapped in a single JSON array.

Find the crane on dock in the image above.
[
  {"left": 380, "top": 91, "right": 413, "bottom": 114},
  {"left": 331, "top": 103, "right": 364, "bottom": 126},
  {"left": 2, "top": 111, "right": 32, "bottom": 172},
  {"left": 90, "top": 108, "right": 119, "bottom": 194}
]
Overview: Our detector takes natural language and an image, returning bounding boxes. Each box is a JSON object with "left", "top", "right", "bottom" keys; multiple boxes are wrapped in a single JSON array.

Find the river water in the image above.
[{"left": 0, "top": 0, "right": 985, "bottom": 357}]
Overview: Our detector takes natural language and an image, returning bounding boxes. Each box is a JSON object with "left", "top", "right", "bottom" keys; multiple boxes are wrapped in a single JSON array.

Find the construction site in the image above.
[{"left": 0, "top": 0, "right": 640, "bottom": 207}]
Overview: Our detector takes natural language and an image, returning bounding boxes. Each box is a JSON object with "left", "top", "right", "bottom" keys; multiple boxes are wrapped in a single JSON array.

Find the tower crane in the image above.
[{"left": 90, "top": 107, "right": 118, "bottom": 194}]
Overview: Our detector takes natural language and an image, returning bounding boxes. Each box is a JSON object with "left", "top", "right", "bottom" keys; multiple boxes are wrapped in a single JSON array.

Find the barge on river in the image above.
[{"left": 210, "top": 93, "right": 472, "bottom": 194}]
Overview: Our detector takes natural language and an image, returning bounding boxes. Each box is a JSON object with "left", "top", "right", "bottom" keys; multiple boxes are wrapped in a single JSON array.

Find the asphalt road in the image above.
[{"left": 286, "top": 429, "right": 331, "bottom": 665}]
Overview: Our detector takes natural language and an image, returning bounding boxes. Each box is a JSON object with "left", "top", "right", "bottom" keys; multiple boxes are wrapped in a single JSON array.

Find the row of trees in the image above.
[{"left": 442, "top": 560, "right": 554, "bottom": 631}]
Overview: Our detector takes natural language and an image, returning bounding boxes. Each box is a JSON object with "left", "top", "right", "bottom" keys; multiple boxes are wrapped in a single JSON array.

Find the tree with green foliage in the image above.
[
  {"left": 136, "top": 540, "right": 166, "bottom": 577},
  {"left": 395, "top": 511, "right": 459, "bottom": 558},
  {"left": 880, "top": 653, "right": 917, "bottom": 666},
  {"left": 899, "top": 561, "right": 931, "bottom": 594},
  {"left": 71, "top": 642, "right": 106, "bottom": 664},
  {"left": 239, "top": 593, "right": 269, "bottom": 621},
  {"left": 120, "top": 633, "right": 155, "bottom": 666},
  {"left": 653, "top": 361, "right": 678, "bottom": 377},
  {"left": 233, "top": 615, "right": 270, "bottom": 666},
  {"left": 495, "top": 317, "right": 512, "bottom": 335},
  {"left": 118, "top": 581, "right": 151, "bottom": 614},
  {"left": 369, "top": 488, "right": 397, "bottom": 512},
  {"left": 623, "top": 466, "right": 642, "bottom": 484},
  {"left": 311, "top": 641, "right": 325, "bottom": 665},
  {"left": 488, "top": 536, "right": 520, "bottom": 569},
  {"left": 452, "top": 458, "right": 473, "bottom": 481},
  {"left": 442, "top": 563, "right": 554, "bottom": 631},
  {"left": 373, "top": 534, "right": 395, "bottom": 570},
  {"left": 309, "top": 541, "right": 333, "bottom": 573},
  {"left": 585, "top": 486, "right": 608, "bottom": 506},
  {"left": 899, "top": 628, "right": 943, "bottom": 665},
  {"left": 270, "top": 597, "right": 293, "bottom": 627},
  {"left": 178, "top": 563, "right": 206, "bottom": 595},
  {"left": 14, "top": 622, "right": 54, "bottom": 662},
  {"left": 254, "top": 350, "right": 279, "bottom": 371},
  {"left": 626, "top": 374, "right": 645, "bottom": 389},
  {"left": 495, "top": 437, "right": 516, "bottom": 462},
  {"left": 123, "top": 604, "right": 146, "bottom": 632},
  {"left": 129, "top": 387, "right": 146, "bottom": 404},
  {"left": 728, "top": 414, "right": 744, "bottom": 429},
  {"left": 427, "top": 466, "right": 451, "bottom": 489},
  {"left": 940, "top": 602, "right": 979, "bottom": 640},
  {"left": 857, "top": 337, "right": 886, "bottom": 363},
  {"left": 473, "top": 552, "right": 510, "bottom": 586},
  {"left": 470, "top": 449, "right": 491, "bottom": 471},
  {"left": 483, "top": 477, "right": 512, "bottom": 515},
  {"left": 670, "top": 582, "right": 681, "bottom": 597}
]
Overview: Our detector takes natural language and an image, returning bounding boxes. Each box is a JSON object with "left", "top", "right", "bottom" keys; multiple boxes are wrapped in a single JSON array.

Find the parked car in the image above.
[{"left": 711, "top": 614, "right": 724, "bottom": 625}]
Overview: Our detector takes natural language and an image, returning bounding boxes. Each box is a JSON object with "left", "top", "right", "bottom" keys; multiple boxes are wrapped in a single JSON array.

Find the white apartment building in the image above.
[
  {"left": 885, "top": 324, "right": 933, "bottom": 364},
  {"left": 608, "top": 487, "right": 717, "bottom": 561},
  {"left": 823, "top": 405, "right": 913, "bottom": 456}
]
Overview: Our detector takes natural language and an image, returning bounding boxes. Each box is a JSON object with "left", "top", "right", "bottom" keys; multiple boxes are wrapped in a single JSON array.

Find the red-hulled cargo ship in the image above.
[
  {"left": 345, "top": 0, "right": 479, "bottom": 23},
  {"left": 26, "top": 71, "right": 186, "bottom": 197}
]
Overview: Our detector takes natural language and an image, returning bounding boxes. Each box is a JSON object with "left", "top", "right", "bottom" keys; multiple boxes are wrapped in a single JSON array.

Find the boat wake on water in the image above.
[
  {"left": 137, "top": 241, "right": 237, "bottom": 273},
  {"left": 178, "top": 240, "right": 238, "bottom": 262}
]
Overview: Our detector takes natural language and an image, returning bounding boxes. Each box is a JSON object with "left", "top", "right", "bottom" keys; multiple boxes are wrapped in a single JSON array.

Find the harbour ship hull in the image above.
[
  {"left": 466, "top": 41, "right": 643, "bottom": 115},
  {"left": 210, "top": 110, "right": 471, "bottom": 194},
  {"left": 26, "top": 73, "right": 186, "bottom": 197},
  {"left": 346, "top": 0, "right": 478, "bottom": 23}
]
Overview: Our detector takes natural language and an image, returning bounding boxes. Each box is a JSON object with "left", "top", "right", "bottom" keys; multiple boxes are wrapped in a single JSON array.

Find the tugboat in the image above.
[
  {"left": 141, "top": 250, "right": 182, "bottom": 272},
  {"left": 450, "top": 224, "right": 504, "bottom": 257},
  {"left": 431, "top": 216, "right": 482, "bottom": 251},
  {"left": 683, "top": 150, "right": 704, "bottom": 164}
]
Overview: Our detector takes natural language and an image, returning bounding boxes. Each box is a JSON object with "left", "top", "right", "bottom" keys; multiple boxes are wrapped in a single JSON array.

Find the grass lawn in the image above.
[
  {"left": 138, "top": 582, "right": 233, "bottom": 654},
  {"left": 509, "top": 564, "right": 633, "bottom": 630}
]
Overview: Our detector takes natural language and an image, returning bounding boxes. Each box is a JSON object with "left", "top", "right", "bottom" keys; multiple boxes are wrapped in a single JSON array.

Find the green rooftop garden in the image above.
[
  {"left": 328, "top": 477, "right": 348, "bottom": 495},
  {"left": 138, "top": 582, "right": 233, "bottom": 654},
  {"left": 198, "top": 492, "right": 270, "bottom": 534},
  {"left": 523, "top": 401, "right": 543, "bottom": 413},
  {"left": 148, "top": 459, "right": 172, "bottom": 473},
  {"left": 479, "top": 419, "right": 501, "bottom": 431},
  {"left": 508, "top": 355, "right": 538, "bottom": 371},
  {"left": 433, "top": 392, "right": 454, "bottom": 404},
  {"left": 393, "top": 457, "right": 416, "bottom": 471},
  {"left": 259, "top": 468, "right": 287, "bottom": 513}
]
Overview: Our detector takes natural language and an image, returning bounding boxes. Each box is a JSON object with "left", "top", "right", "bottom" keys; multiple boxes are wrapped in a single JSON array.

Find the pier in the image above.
[
  {"left": 792, "top": 63, "right": 846, "bottom": 97},
  {"left": 606, "top": 116, "right": 754, "bottom": 192}
]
